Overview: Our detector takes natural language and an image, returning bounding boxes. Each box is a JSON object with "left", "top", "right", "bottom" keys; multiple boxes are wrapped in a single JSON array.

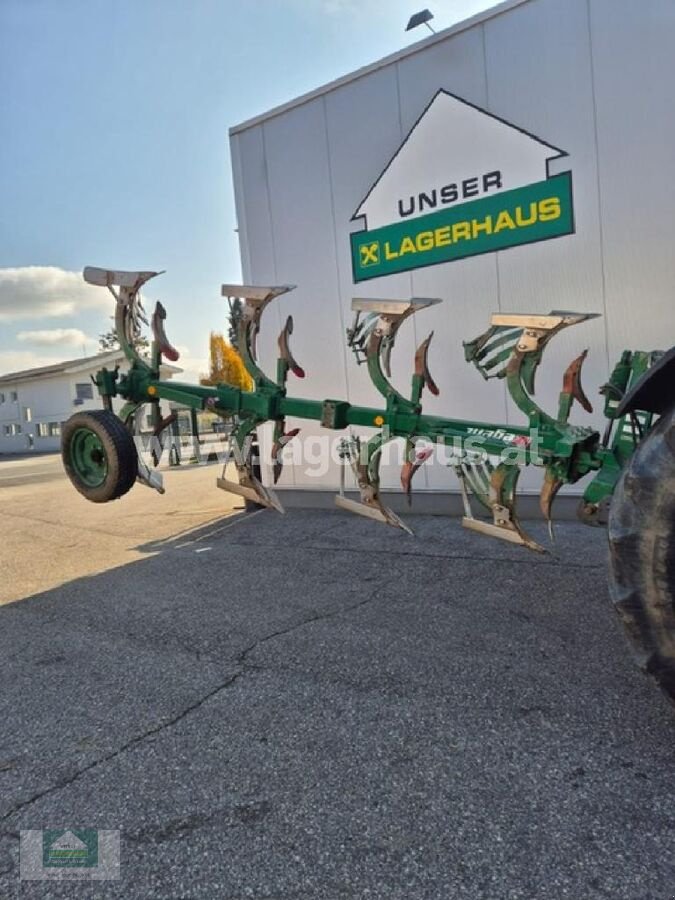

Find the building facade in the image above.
[
  {"left": 229, "top": 0, "right": 675, "bottom": 499},
  {"left": 0, "top": 352, "right": 179, "bottom": 454}
]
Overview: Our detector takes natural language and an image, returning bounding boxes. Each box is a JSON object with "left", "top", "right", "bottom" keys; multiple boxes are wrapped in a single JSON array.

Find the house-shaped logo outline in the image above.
[
  {"left": 351, "top": 88, "right": 569, "bottom": 230},
  {"left": 46, "top": 830, "right": 91, "bottom": 864}
]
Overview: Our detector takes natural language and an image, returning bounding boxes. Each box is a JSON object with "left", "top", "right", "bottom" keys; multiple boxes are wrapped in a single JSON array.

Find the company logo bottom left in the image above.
[{"left": 20, "top": 829, "right": 120, "bottom": 881}]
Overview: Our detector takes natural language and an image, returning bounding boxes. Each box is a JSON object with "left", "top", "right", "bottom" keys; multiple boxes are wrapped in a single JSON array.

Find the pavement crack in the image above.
[
  {"left": 128, "top": 809, "right": 221, "bottom": 845},
  {"left": 0, "top": 588, "right": 382, "bottom": 825},
  {"left": 127, "top": 800, "right": 272, "bottom": 846},
  {"left": 225, "top": 539, "right": 605, "bottom": 570},
  {"left": 0, "top": 829, "right": 19, "bottom": 842},
  {"left": 0, "top": 671, "right": 242, "bottom": 825},
  {"left": 235, "top": 586, "right": 383, "bottom": 670},
  {"left": 301, "top": 543, "right": 606, "bottom": 570}
]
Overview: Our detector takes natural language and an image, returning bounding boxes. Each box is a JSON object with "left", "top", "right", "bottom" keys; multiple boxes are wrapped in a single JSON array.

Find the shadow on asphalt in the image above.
[{"left": 1, "top": 510, "right": 674, "bottom": 899}]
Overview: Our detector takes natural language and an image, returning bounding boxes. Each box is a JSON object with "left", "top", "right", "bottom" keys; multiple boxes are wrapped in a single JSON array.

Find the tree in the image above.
[
  {"left": 200, "top": 332, "right": 253, "bottom": 391},
  {"left": 228, "top": 297, "right": 244, "bottom": 349},
  {"left": 98, "top": 328, "right": 120, "bottom": 352},
  {"left": 98, "top": 325, "right": 149, "bottom": 353}
]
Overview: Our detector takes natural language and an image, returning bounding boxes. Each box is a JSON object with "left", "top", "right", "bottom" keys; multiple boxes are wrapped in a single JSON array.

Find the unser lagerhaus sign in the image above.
[{"left": 350, "top": 90, "right": 574, "bottom": 282}]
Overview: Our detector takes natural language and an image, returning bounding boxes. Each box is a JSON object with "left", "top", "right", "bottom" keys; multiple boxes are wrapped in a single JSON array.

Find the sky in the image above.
[{"left": 0, "top": 0, "right": 496, "bottom": 382}]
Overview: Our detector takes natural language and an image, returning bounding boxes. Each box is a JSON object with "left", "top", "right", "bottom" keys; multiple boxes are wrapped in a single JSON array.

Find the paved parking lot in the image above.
[
  {"left": 1, "top": 461, "right": 674, "bottom": 898},
  {"left": 0, "top": 454, "right": 65, "bottom": 490},
  {"left": 0, "top": 454, "right": 240, "bottom": 605}
]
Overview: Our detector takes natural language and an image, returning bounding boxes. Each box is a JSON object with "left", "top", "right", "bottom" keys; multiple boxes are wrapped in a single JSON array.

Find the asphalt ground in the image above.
[
  {"left": 0, "top": 454, "right": 240, "bottom": 604},
  {"left": 0, "top": 454, "right": 65, "bottom": 490},
  {"left": 1, "top": 470, "right": 674, "bottom": 898}
]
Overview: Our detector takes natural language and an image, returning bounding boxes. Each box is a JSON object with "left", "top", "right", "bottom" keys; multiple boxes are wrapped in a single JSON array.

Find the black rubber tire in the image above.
[
  {"left": 61, "top": 410, "right": 138, "bottom": 503},
  {"left": 608, "top": 404, "right": 675, "bottom": 703}
]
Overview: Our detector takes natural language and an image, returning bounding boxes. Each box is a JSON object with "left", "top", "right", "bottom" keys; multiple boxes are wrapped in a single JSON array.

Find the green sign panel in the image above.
[
  {"left": 351, "top": 172, "right": 574, "bottom": 283},
  {"left": 42, "top": 829, "right": 99, "bottom": 868}
]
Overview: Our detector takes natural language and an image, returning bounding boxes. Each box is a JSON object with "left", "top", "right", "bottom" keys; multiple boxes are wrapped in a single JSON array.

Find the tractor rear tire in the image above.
[
  {"left": 61, "top": 410, "right": 138, "bottom": 503},
  {"left": 608, "top": 404, "right": 675, "bottom": 703}
]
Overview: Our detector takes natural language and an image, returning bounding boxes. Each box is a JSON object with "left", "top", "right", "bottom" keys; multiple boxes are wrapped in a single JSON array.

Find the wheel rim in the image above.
[{"left": 69, "top": 427, "right": 108, "bottom": 487}]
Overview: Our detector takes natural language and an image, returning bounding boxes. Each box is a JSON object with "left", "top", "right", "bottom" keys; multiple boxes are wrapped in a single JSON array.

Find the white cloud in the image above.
[
  {"left": 174, "top": 345, "right": 208, "bottom": 384},
  {"left": 17, "top": 328, "right": 94, "bottom": 348},
  {"left": 0, "top": 266, "right": 109, "bottom": 322}
]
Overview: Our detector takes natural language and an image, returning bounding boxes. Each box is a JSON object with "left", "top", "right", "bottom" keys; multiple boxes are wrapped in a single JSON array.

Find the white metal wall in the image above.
[{"left": 230, "top": 0, "right": 675, "bottom": 495}]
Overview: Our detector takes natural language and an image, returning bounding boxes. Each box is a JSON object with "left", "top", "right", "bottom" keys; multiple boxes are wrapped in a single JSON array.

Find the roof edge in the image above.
[
  {"left": 229, "top": 0, "right": 533, "bottom": 136},
  {"left": 0, "top": 351, "right": 124, "bottom": 385}
]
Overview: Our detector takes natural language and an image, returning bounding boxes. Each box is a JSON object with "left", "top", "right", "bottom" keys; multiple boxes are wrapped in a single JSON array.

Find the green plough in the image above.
[{"left": 61, "top": 267, "right": 675, "bottom": 704}]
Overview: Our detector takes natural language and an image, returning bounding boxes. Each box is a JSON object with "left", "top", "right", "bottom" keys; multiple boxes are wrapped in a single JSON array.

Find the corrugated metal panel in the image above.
[
  {"left": 589, "top": 0, "right": 675, "bottom": 357},
  {"left": 323, "top": 65, "right": 410, "bottom": 489},
  {"left": 483, "top": 0, "right": 608, "bottom": 492},
  {"left": 396, "top": 26, "right": 504, "bottom": 490},
  {"left": 231, "top": 126, "right": 277, "bottom": 286},
  {"left": 229, "top": 133, "right": 252, "bottom": 283},
  {"left": 257, "top": 99, "right": 348, "bottom": 488}
]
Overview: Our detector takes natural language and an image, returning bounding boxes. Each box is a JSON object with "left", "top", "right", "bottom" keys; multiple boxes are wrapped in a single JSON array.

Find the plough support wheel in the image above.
[
  {"left": 608, "top": 404, "right": 675, "bottom": 703},
  {"left": 61, "top": 410, "right": 138, "bottom": 503}
]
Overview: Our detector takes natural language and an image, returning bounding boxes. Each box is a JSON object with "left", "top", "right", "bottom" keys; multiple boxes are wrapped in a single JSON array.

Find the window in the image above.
[
  {"left": 10, "top": 391, "right": 17, "bottom": 402},
  {"left": 5, "top": 424, "right": 22, "bottom": 436},
  {"left": 36, "top": 423, "right": 49, "bottom": 437},
  {"left": 23, "top": 407, "right": 32, "bottom": 422},
  {"left": 75, "top": 383, "right": 94, "bottom": 401},
  {"left": 3, "top": 425, "right": 10, "bottom": 435},
  {"left": 0, "top": 393, "right": 4, "bottom": 403},
  {"left": 49, "top": 422, "right": 61, "bottom": 437}
]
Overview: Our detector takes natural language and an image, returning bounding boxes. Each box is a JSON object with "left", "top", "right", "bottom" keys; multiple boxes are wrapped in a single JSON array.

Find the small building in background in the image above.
[{"left": 0, "top": 351, "right": 181, "bottom": 454}]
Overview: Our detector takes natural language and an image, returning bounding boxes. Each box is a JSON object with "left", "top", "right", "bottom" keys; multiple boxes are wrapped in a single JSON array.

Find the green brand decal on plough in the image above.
[{"left": 60, "top": 267, "right": 661, "bottom": 554}]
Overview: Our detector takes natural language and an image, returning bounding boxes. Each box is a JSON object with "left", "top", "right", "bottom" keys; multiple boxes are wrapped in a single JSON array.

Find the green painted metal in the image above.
[
  {"left": 69, "top": 427, "right": 108, "bottom": 488},
  {"left": 581, "top": 350, "right": 658, "bottom": 511},
  {"left": 92, "top": 322, "right": 652, "bottom": 488},
  {"left": 351, "top": 173, "right": 575, "bottom": 282}
]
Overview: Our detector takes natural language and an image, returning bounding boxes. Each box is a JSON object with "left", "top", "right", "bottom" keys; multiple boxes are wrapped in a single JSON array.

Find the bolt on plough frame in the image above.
[{"left": 61, "top": 267, "right": 675, "bottom": 704}]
